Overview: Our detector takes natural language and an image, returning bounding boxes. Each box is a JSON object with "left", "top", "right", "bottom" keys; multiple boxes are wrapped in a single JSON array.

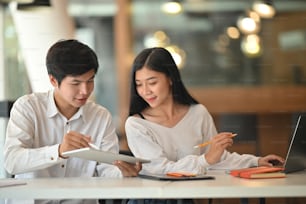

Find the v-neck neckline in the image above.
[{"left": 138, "top": 105, "right": 193, "bottom": 129}]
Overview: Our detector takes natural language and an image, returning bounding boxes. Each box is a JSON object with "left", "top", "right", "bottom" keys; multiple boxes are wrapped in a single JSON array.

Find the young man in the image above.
[{"left": 4, "top": 39, "right": 141, "bottom": 204}]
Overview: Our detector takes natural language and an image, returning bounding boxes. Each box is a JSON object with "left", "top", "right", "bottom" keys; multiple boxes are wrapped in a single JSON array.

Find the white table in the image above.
[{"left": 0, "top": 170, "right": 306, "bottom": 200}]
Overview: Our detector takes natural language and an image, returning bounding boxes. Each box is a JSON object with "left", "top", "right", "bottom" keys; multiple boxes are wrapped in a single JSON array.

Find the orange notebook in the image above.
[{"left": 230, "top": 166, "right": 286, "bottom": 179}]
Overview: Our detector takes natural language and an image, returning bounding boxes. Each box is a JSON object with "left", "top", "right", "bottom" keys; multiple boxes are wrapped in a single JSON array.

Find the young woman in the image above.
[{"left": 125, "top": 47, "right": 284, "bottom": 175}]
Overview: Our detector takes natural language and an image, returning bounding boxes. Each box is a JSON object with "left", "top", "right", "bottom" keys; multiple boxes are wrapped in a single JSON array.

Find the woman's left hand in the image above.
[
  {"left": 113, "top": 161, "right": 142, "bottom": 177},
  {"left": 258, "top": 154, "right": 285, "bottom": 167}
]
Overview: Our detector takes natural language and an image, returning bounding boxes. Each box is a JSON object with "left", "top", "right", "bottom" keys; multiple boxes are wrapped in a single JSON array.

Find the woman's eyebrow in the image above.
[{"left": 136, "top": 76, "right": 157, "bottom": 82}]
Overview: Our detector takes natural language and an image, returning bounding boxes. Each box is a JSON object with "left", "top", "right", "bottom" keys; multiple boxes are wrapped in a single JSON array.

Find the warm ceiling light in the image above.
[
  {"left": 161, "top": 1, "right": 183, "bottom": 15},
  {"left": 143, "top": 31, "right": 170, "bottom": 48},
  {"left": 253, "top": 0, "right": 276, "bottom": 18},
  {"left": 237, "top": 11, "right": 260, "bottom": 34},
  {"left": 226, "top": 27, "right": 240, "bottom": 39},
  {"left": 241, "top": 34, "right": 262, "bottom": 57},
  {"left": 165, "top": 45, "right": 186, "bottom": 69},
  {"left": 237, "top": 17, "right": 258, "bottom": 34}
]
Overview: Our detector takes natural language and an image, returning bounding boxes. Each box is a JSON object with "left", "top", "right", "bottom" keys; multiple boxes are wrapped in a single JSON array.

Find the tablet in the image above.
[
  {"left": 138, "top": 173, "right": 215, "bottom": 181},
  {"left": 62, "top": 147, "right": 150, "bottom": 164}
]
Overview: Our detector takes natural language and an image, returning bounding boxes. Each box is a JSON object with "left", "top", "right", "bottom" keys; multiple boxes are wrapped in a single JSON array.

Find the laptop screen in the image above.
[{"left": 283, "top": 115, "right": 306, "bottom": 173}]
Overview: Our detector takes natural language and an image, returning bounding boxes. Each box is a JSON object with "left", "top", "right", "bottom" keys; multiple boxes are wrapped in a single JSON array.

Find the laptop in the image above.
[{"left": 283, "top": 115, "right": 306, "bottom": 173}]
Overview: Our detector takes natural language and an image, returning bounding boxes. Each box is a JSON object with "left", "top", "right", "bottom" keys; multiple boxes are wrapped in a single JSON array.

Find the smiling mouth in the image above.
[
  {"left": 146, "top": 97, "right": 156, "bottom": 102},
  {"left": 76, "top": 98, "right": 87, "bottom": 102}
]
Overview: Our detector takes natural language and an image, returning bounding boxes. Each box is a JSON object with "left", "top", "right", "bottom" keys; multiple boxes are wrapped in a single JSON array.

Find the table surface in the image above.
[{"left": 1, "top": 170, "right": 306, "bottom": 199}]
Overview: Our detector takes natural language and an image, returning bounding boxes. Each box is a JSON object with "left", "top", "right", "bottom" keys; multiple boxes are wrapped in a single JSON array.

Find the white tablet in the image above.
[{"left": 62, "top": 147, "right": 150, "bottom": 164}]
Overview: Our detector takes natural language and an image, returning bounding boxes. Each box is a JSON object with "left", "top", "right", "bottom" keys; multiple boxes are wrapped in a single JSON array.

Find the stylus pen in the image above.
[
  {"left": 88, "top": 143, "right": 100, "bottom": 150},
  {"left": 67, "top": 125, "right": 100, "bottom": 150},
  {"left": 67, "top": 124, "right": 71, "bottom": 133},
  {"left": 193, "top": 133, "right": 237, "bottom": 149}
]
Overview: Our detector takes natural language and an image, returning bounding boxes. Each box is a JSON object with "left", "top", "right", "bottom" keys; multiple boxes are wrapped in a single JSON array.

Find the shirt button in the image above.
[
  {"left": 61, "top": 164, "right": 65, "bottom": 168},
  {"left": 50, "top": 157, "right": 54, "bottom": 160}
]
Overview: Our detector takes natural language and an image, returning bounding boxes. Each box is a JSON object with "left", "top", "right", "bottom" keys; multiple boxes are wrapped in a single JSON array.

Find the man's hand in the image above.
[
  {"left": 113, "top": 161, "right": 142, "bottom": 177},
  {"left": 59, "top": 131, "right": 91, "bottom": 158}
]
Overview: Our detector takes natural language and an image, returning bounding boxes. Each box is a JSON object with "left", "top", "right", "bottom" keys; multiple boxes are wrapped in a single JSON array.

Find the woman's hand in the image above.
[
  {"left": 258, "top": 154, "right": 285, "bottom": 167},
  {"left": 113, "top": 161, "right": 142, "bottom": 177},
  {"left": 204, "top": 132, "right": 235, "bottom": 165}
]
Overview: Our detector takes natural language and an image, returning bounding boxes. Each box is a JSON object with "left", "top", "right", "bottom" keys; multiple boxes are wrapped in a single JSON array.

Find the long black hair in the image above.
[{"left": 128, "top": 47, "right": 198, "bottom": 116}]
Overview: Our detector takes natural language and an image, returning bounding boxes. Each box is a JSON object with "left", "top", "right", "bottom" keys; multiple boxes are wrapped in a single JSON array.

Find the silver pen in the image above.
[
  {"left": 67, "top": 125, "right": 99, "bottom": 150},
  {"left": 88, "top": 142, "right": 100, "bottom": 150}
]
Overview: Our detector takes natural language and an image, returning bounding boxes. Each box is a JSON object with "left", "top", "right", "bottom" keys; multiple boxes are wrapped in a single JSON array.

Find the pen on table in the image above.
[{"left": 193, "top": 133, "right": 237, "bottom": 149}]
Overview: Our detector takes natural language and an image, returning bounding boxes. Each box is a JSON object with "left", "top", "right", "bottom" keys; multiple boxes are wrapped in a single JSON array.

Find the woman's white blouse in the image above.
[{"left": 125, "top": 104, "right": 258, "bottom": 175}]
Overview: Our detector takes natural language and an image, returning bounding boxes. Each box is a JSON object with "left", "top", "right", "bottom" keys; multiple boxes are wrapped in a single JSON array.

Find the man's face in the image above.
[{"left": 50, "top": 69, "right": 95, "bottom": 112}]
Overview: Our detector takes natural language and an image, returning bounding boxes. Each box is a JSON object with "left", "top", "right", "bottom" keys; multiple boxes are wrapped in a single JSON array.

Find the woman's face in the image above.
[{"left": 135, "top": 67, "right": 172, "bottom": 108}]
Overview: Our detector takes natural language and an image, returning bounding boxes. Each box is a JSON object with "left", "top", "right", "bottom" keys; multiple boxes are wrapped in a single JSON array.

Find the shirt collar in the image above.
[
  {"left": 47, "top": 89, "right": 87, "bottom": 123},
  {"left": 47, "top": 89, "right": 58, "bottom": 118}
]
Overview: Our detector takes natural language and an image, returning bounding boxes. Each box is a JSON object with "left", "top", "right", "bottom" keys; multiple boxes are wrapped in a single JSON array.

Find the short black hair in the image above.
[
  {"left": 128, "top": 47, "right": 198, "bottom": 116},
  {"left": 46, "top": 39, "right": 99, "bottom": 85}
]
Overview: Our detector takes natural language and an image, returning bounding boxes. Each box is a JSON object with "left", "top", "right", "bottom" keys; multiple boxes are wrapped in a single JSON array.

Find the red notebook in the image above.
[{"left": 230, "top": 166, "right": 286, "bottom": 179}]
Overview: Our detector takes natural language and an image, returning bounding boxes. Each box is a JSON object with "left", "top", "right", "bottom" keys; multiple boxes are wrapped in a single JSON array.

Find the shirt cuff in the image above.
[
  {"left": 46, "top": 144, "right": 63, "bottom": 162},
  {"left": 253, "top": 157, "right": 260, "bottom": 167},
  {"left": 198, "top": 154, "right": 210, "bottom": 174}
]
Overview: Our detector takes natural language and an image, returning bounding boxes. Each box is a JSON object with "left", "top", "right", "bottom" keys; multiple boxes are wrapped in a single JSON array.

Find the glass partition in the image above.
[{"left": 3, "top": 6, "right": 31, "bottom": 100}]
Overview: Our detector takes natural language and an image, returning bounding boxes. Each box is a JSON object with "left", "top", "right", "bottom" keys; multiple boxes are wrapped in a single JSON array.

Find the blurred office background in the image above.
[{"left": 0, "top": 0, "right": 306, "bottom": 200}]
